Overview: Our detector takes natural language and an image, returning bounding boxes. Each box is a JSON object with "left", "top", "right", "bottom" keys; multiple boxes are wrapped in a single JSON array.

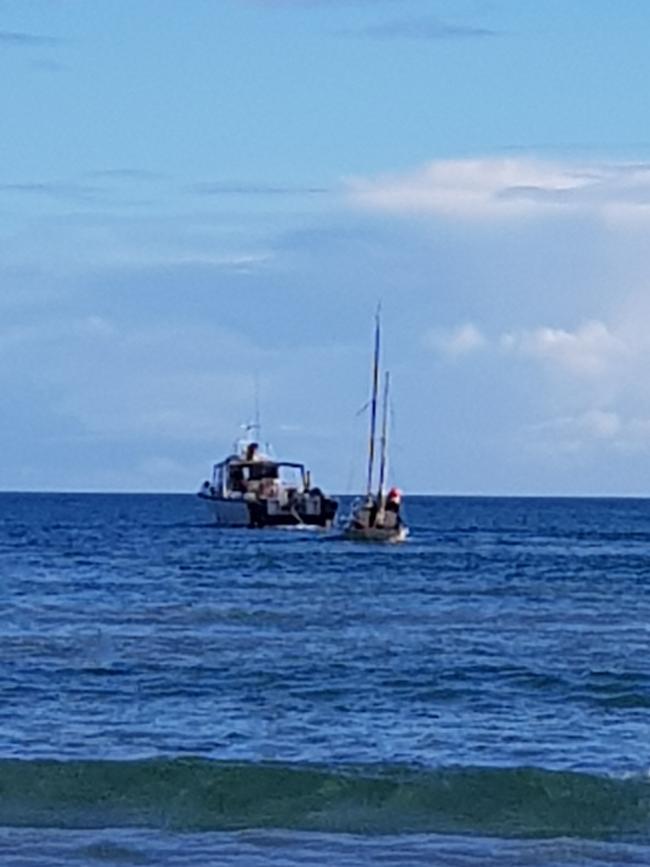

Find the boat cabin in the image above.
[
  {"left": 198, "top": 436, "right": 337, "bottom": 527},
  {"left": 210, "top": 455, "right": 309, "bottom": 500}
]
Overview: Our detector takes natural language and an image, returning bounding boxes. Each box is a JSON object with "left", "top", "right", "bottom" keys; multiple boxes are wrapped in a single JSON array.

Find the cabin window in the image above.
[
  {"left": 278, "top": 465, "right": 304, "bottom": 489},
  {"left": 248, "top": 463, "right": 279, "bottom": 481},
  {"left": 229, "top": 466, "right": 246, "bottom": 491}
]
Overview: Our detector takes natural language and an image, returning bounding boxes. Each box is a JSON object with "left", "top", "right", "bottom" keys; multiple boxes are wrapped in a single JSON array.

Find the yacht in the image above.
[{"left": 198, "top": 436, "right": 338, "bottom": 528}]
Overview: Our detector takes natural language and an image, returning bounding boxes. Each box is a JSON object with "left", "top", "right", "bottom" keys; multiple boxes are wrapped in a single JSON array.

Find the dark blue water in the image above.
[{"left": 2, "top": 493, "right": 650, "bottom": 865}]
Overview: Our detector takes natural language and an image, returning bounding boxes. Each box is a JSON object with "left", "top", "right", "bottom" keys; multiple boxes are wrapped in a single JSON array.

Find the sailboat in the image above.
[{"left": 343, "top": 311, "right": 408, "bottom": 543}]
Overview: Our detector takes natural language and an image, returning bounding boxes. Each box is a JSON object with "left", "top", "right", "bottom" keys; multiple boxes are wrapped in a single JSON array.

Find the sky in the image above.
[{"left": 3, "top": 0, "right": 650, "bottom": 495}]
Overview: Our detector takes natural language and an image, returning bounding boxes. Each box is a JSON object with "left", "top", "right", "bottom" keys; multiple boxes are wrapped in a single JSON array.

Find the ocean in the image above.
[{"left": 1, "top": 492, "right": 650, "bottom": 865}]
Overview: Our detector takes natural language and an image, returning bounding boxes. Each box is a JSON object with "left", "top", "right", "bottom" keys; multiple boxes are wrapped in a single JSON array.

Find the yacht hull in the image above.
[
  {"left": 343, "top": 525, "right": 408, "bottom": 543},
  {"left": 199, "top": 493, "right": 337, "bottom": 529},
  {"left": 201, "top": 497, "right": 251, "bottom": 527}
]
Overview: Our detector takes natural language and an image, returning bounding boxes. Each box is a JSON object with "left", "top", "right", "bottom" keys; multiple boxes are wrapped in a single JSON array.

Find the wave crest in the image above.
[{"left": 1, "top": 758, "right": 649, "bottom": 840}]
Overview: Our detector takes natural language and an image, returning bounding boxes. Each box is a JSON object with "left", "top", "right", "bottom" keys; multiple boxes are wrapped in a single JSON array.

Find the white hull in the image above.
[
  {"left": 200, "top": 493, "right": 337, "bottom": 528},
  {"left": 203, "top": 497, "right": 251, "bottom": 527}
]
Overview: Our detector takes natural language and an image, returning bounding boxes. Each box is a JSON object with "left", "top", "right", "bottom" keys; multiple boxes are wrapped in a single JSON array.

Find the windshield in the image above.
[
  {"left": 247, "top": 462, "right": 279, "bottom": 481},
  {"left": 278, "top": 465, "right": 304, "bottom": 488}
]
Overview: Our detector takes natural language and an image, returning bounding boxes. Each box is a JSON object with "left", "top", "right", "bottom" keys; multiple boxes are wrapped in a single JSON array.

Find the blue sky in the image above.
[{"left": 4, "top": 0, "right": 650, "bottom": 494}]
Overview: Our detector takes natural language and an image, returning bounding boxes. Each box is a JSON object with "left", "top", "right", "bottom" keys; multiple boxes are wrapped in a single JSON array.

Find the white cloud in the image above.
[
  {"left": 527, "top": 409, "right": 622, "bottom": 452},
  {"left": 424, "top": 318, "right": 629, "bottom": 377},
  {"left": 423, "top": 316, "right": 650, "bottom": 461},
  {"left": 500, "top": 320, "right": 628, "bottom": 376},
  {"left": 346, "top": 157, "right": 650, "bottom": 221},
  {"left": 424, "top": 322, "right": 486, "bottom": 358},
  {"left": 495, "top": 314, "right": 650, "bottom": 460},
  {"left": 522, "top": 409, "right": 650, "bottom": 456}
]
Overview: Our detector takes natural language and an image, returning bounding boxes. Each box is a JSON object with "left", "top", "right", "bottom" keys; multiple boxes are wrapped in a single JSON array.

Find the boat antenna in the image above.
[
  {"left": 254, "top": 371, "right": 261, "bottom": 440},
  {"left": 235, "top": 373, "right": 263, "bottom": 454},
  {"left": 376, "top": 370, "right": 390, "bottom": 507},
  {"left": 366, "top": 304, "right": 381, "bottom": 497}
]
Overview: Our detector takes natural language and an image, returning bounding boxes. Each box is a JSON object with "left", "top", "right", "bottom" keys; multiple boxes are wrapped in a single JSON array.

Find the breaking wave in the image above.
[{"left": 1, "top": 758, "right": 649, "bottom": 840}]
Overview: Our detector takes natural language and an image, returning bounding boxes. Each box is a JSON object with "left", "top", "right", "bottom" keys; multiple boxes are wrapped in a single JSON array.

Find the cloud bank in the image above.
[
  {"left": 6, "top": 153, "right": 650, "bottom": 492},
  {"left": 426, "top": 314, "right": 650, "bottom": 460},
  {"left": 348, "top": 157, "right": 650, "bottom": 221}
]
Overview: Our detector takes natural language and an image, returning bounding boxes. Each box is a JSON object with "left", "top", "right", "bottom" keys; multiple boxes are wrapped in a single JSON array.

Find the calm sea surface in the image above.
[{"left": 1, "top": 493, "right": 650, "bottom": 865}]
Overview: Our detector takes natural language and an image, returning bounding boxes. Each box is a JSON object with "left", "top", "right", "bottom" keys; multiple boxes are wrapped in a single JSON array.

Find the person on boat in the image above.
[
  {"left": 245, "top": 442, "right": 261, "bottom": 461},
  {"left": 384, "top": 487, "right": 402, "bottom": 529},
  {"left": 260, "top": 477, "right": 279, "bottom": 498},
  {"left": 386, "top": 487, "right": 401, "bottom": 510}
]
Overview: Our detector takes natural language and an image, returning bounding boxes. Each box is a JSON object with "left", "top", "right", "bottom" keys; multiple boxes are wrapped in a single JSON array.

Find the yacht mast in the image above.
[
  {"left": 376, "top": 370, "right": 390, "bottom": 506},
  {"left": 366, "top": 309, "right": 381, "bottom": 497}
]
